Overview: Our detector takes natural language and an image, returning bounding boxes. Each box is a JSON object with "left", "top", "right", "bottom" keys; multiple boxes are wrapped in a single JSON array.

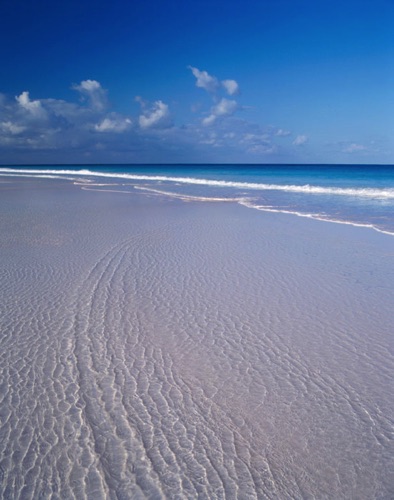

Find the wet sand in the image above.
[{"left": 0, "top": 177, "right": 393, "bottom": 498}]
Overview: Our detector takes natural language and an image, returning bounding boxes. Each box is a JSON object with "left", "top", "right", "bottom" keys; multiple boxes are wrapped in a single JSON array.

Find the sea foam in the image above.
[{"left": 1, "top": 167, "right": 394, "bottom": 199}]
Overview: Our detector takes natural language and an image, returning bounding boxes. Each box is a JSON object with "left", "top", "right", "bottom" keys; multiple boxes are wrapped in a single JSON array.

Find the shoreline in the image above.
[{"left": 1, "top": 166, "right": 394, "bottom": 237}]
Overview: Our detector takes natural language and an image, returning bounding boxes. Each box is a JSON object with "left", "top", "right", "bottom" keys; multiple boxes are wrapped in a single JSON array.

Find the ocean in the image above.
[
  {"left": 1, "top": 164, "right": 394, "bottom": 234},
  {"left": 0, "top": 165, "right": 393, "bottom": 498}
]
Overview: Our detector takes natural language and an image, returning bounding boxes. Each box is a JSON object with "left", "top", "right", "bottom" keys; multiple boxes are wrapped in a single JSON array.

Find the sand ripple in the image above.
[{"left": 0, "top": 183, "right": 393, "bottom": 499}]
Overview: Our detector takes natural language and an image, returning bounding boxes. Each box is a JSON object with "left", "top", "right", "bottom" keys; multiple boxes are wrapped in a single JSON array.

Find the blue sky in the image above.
[{"left": 0, "top": 0, "right": 393, "bottom": 164}]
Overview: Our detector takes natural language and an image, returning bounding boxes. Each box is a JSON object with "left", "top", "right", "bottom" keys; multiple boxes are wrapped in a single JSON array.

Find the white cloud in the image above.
[
  {"left": 202, "top": 98, "right": 238, "bottom": 126},
  {"left": 189, "top": 67, "right": 241, "bottom": 97},
  {"left": 134, "top": 95, "right": 145, "bottom": 106},
  {"left": 138, "top": 100, "right": 171, "bottom": 129},
  {"left": 95, "top": 117, "right": 132, "bottom": 133},
  {"left": 188, "top": 66, "right": 242, "bottom": 127},
  {"left": 188, "top": 66, "right": 220, "bottom": 93},
  {"left": 77, "top": 80, "right": 101, "bottom": 92},
  {"left": 208, "top": 98, "right": 238, "bottom": 119},
  {"left": 343, "top": 143, "right": 366, "bottom": 153},
  {"left": 0, "top": 70, "right": 308, "bottom": 163},
  {"left": 15, "top": 91, "right": 46, "bottom": 118},
  {"left": 240, "top": 133, "right": 270, "bottom": 144},
  {"left": 275, "top": 128, "right": 291, "bottom": 137},
  {"left": 0, "top": 121, "right": 26, "bottom": 134},
  {"left": 247, "top": 144, "right": 278, "bottom": 155},
  {"left": 202, "top": 115, "right": 216, "bottom": 126},
  {"left": 2, "top": 82, "right": 127, "bottom": 153},
  {"left": 293, "top": 134, "right": 308, "bottom": 146},
  {"left": 221, "top": 79, "right": 239, "bottom": 96},
  {"left": 239, "top": 132, "right": 276, "bottom": 155},
  {"left": 72, "top": 79, "right": 107, "bottom": 111}
]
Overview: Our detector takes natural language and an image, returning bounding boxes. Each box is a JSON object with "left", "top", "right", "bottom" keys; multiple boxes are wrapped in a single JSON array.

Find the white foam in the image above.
[
  {"left": 134, "top": 185, "right": 246, "bottom": 202},
  {"left": 239, "top": 200, "right": 394, "bottom": 236},
  {"left": 0, "top": 172, "right": 73, "bottom": 180},
  {"left": 1, "top": 168, "right": 394, "bottom": 199}
]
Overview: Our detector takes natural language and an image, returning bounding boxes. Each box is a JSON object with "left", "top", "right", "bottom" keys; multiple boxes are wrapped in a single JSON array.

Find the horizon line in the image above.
[{"left": 1, "top": 163, "right": 393, "bottom": 168}]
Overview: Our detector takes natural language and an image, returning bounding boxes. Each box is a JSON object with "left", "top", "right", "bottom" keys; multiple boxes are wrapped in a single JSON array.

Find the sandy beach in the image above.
[{"left": 0, "top": 176, "right": 393, "bottom": 498}]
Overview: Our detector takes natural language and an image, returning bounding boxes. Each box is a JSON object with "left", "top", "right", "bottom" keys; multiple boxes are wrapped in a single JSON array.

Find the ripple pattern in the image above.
[{"left": 0, "top": 181, "right": 393, "bottom": 499}]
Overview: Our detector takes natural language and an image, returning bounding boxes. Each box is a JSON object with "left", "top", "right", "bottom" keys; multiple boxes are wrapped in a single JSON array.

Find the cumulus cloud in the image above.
[
  {"left": 188, "top": 66, "right": 220, "bottom": 93},
  {"left": 202, "top": 98, "right": 238, "bottom": 126},
  {"left": 221, "top": 79, "right": 239, "bottom": 96},
  {"left": 214, "top": 98, "right": 238, "bottom": 115},
  {"left": 95, "top": 116, "right": 132, "bottom": 133},
  {"left": 293, "top": 134, "right": 308, "bottom": 146},
  {"left": 0, "top": 121, "right": 26, "bottom": 134},
  {"left": 189, "top": 66, "right": 240, "bottom": 98},
  {"left": 188, "top": 66, "right": 241, "bottom": 126},
  {"left": 0, "top": 80, "right": 136, "bottom": 158},
  {"left": 77, "top": 80, "right": 101, "bottom": 92},
  {"left": 138, "top": 100, "right": 171, "bottom": 129},
  {"left": 16, "top": 91, "right": 46, "bottom": 118},
  {"left": 0, "top": 70, "right": 297, "bottom": 163},
  {"left": 72, "top": 79, "right": 107, "bottom": 111}
]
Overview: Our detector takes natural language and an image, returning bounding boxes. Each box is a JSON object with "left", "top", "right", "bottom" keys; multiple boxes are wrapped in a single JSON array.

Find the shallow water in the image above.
[
  {"left": 0, "top": 177, "right": 393, "bottom": 498},
  {"left": 1, "top": 164, "right": 394, "bottom": 234}
]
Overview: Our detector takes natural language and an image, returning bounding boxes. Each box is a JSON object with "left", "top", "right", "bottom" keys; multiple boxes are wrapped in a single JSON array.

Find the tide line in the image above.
[
  {"left": 134, "top": 185, "right": 246, "bottom": 202},
  {"left": 238, "top": 200, "right": 394, "bottom": 236}
]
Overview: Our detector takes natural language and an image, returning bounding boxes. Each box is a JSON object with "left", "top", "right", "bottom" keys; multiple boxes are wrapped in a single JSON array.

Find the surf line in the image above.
[
  {"left": 238, "top": 200, "right": 394, "bottom": 237},
  {"left": 1, "top": 168, "right": 394, "bottom": 199}
]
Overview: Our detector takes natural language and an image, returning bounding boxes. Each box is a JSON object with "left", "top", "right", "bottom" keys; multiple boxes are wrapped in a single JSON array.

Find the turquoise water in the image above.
[{"left": 1, "top": 164, "right": 394, "bottom": 234}]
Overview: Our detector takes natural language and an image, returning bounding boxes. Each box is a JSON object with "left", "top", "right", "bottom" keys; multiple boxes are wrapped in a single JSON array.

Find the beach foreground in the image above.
[{"left": 0, "top": 177, "right": 393, "bottom": 498}]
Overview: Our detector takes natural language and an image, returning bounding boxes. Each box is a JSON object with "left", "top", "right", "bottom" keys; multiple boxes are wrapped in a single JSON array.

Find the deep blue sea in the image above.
[{"left": 1, "top": 164, "right": 394, "bottom": 235}]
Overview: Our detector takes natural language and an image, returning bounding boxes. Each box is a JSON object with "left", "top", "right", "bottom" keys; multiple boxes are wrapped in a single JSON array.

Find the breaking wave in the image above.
[{"left": 1, "top": 168, "right": 394, "bottom": 199}]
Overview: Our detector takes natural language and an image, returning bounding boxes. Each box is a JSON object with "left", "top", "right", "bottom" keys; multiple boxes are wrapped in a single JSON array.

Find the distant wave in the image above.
[
  {"left": 0, "top": 172, "right": 75, "bottom": 180},
  {"left": 1, "top": 168, "right": 394, "bottom": 199},
  {"left": 0, "top": 172, "right": 86, "bottom": 184}
]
